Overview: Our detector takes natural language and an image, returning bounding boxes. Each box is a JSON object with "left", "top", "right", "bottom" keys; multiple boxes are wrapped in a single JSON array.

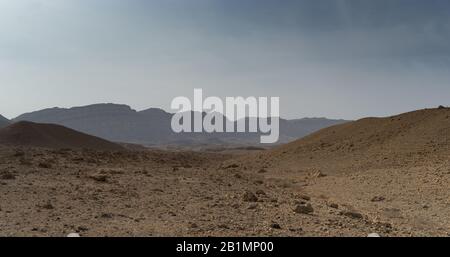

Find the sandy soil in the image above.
[
  {"left": 1, "top": 108, "right": 449, "bottom": 237},
  {"left": 0, "top": 146, "right": 396, "bottom": 237}
]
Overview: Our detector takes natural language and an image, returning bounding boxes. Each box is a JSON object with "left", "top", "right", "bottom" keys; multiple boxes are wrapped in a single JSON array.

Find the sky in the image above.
[{"left": 1, "top": 0, "right": 450, "bottom": 120}]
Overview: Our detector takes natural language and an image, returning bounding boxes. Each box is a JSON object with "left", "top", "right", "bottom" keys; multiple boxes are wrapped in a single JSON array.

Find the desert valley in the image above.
[{"left": 0, "top": 106, "right": 449, "bottom": 237}]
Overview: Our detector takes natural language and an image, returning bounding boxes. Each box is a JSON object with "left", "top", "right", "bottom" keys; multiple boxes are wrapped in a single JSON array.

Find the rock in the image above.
[
  {"left": 38, "top": 162, "right": 52, "bottom": 169},
  {"left": 77, "top": 226, "right": 89, "bottom": 232},
  {"left": 311, "top": 171, "right": 327, "bottom": 178},
  {"left": 248, "top": 204, "right": 258, "bottom": 210},
  {"left": 67, "top": 233, "right": 80, "bottom": 237},
  {"left": 243, "top": 191, "right": 258, "bottom": 202},
  {"left": 299, "top": 194, "right": 311, "bottom": 201},
  {"left": 89, "top": 174, "right": 108, "bottom": 183},
  {"left": 224, "top": 164, "right": 239, "bottom": 169},
  {"left": 13, "top": 150, "right": 25, "bottom": 157},
  {"left": 367, "top": 233, "right": 381, "bottom": 237},
  {"left": 371, "top": 196, "right": 385, "bottom": 202},
  {"left": 100, "top": 213, "right": 113, "bottom": 219},
  {"left": 258, "top": 169, "right": 268, "bottom": 173},
  {"left": 41, "top": 203, "right": 54, "bottom": 210},
  {"left": 0, "top": 172, "right": 16, "bottom": 180},
  {"left": 328, "top": 202, "right": 339, "bottom": 209},
  {"left": 218, "top": 224, "right": 230, "bottom": 229},
  {"left": 340, "top": 211, "right": 364, "bottom": 219},
  {"left": 270, "top": 223, "right": 282, "bottom": 229},
  {"left": 294, "top": 203, "right": 314, "bottom": 215},
  {"left": 256, "top": 190, "right": 266, "bottom": 196}
]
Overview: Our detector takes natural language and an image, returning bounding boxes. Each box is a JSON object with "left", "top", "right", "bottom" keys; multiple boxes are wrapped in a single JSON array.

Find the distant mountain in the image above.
[
  {"left": 14, "top": 104, "right": 349, "bottom": 146},
  {"left": 0, "top": 115, "right": 10, "bottom": 128},
  {"left": 0, "top": 121, "right": 124, "bottom": 151}
]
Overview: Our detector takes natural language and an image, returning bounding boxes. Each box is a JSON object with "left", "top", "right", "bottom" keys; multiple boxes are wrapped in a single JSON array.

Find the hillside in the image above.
[
  {"left": 0, "top": 121, "right": 124, "bottom": 151},
  {"left": 243, "top": 107, "right": 450, "bottom": 173}
]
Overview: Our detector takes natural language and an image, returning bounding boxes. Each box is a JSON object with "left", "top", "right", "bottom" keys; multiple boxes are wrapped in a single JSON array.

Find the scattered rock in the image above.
[
  {"left": 311, "top": 171, "right": 327, "bottom": 178},
  {"left": 371, "top": 196, "right": 385, "bottom": 202},
  {"left": 224, "top": 164, "right": 239, "bottom": 169},
  {"left": 243, "top": 191, "right": 258, "bottom": 202},
  {"left": 77, "top": 226, "right": 89, "bottom": 232},
  {"left": 13, "top": 150, "right": 25, "bottom": 157},
  {"left": 100, "top": 213, "right": 114, "bottom": 219},
  {"left": 328, "top": 202, "right": 339, "bottom": 209},
  {"left": 1, "top": 172, "right": 16, "bottom": 180},
  {"left": 294, "top": 203, "right": 314, "bottom": 215},
  {"left": 299, "top": 194, "right": 311, "bottom": 201},
  {"left": 256, "top": 190, "right": 266, "bottom": 196},
  {"left": 248, "top": 204, "right": 258, "bottom": 210},
  {"left": 41, "top": 203, "right": 54, "bottom": 210},
  {"left": 340, "top": 211, "right": 364, "bottom": 219},
  {"left": 38, "top": 162, "right": 52, "bottom": 169},
  {"left": 89, "top": 174, "right": 108, "bottom": 183},
  {"left": 270, "top": 223, "right": 282, "bottom": 229},
  {"left": 218, "top": 224, "right": 230, "bottom": 229}
]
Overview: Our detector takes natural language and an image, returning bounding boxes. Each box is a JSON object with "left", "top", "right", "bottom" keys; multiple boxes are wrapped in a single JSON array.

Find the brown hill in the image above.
[
  {"left": 0, "top": 121, "right": 125, "bottom": 151},
  {"left": 244, "top": 107, "right": 450, "bottom": 173}
]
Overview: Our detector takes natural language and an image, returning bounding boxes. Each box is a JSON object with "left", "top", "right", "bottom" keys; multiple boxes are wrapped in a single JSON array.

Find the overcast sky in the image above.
[{"left": 1, "top": 0, "right": 450, "bottom": 120}]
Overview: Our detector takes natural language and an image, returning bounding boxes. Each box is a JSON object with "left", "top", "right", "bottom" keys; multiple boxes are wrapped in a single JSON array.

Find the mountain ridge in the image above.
[{"left": 13, "top": 103, "right": 350, "bottom": 146}]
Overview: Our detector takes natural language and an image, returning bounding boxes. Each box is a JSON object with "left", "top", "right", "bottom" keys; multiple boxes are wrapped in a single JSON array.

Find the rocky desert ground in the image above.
[{"left": 0, "top": 107, "right": 450, "bottom": 237}]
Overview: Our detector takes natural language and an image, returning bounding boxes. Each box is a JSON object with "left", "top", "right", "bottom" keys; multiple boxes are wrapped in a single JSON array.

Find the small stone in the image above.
[
  {"left": 367, "top": 233, "right": 381, "bottom": 237},
  {"left": 270, "top": 223, "right": 282, "bottom": 229},
  {"left": 38, "top": 162, "right": 52, "bottom": 169},
  {"left": 340, "top": 211, "right": 364, "bottom": 219},
  {"left": 218, "top": 224, "right": 230, "bottom": 229},
  {"left": 371, "top": 196, "right": 385, "bottom": 202},
  {"left": 256, "top": 190, "right": 266, "bottom": 196},
  {"left": 77, "top": 226, "right": 89, "bottom": 232},
  {"left": 225, "top": 164, "right": 239, "bottom": 169},
  {"left": 100, "top": 213, "right": 113, "bottom": 219},
  {"left": 243, "top": 191, "right": 258, "bottom": 202},
  {"left": 89, "top": 174, "right": 108, "bottom": 183},
  {"left": 41, "top": 203, "right": 54, "bottom": 210},
  {"left": 294, "top": 203, "right": 314, "bottom": 215},
  {"left": 328, "top": 203, "right": 339, "bottom": 209},
  {"left": 0, "top": 172, "right": 16, "bottom": 180},
  {"left": 67, "top": 233, "right": 80, "bottom": 237},
  {"left": 248, "top": 204, "right": 258, "bottom": 210},
  {"left": 299, "top": 195, "right": 311, "bottom": 201}
]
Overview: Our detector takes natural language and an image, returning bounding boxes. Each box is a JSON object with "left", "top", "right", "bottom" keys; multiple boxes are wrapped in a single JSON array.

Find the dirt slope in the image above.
[
  {"left": 0, "top": 121, "right": 124, "bottom": 151},
  {"left": 244, "top": 107, "right": 450, "bottom": 173}
]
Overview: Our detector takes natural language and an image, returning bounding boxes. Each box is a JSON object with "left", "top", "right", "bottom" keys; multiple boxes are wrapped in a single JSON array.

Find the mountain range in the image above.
[
  {"left": 8, "top": 103, "right": 349, "bottom": 146},
  {"left": 0, "top": 115, "right": 10, "bottom": 128}
]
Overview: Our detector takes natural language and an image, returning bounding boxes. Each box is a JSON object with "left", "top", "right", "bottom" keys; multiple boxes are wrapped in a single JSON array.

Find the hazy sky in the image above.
[{"left": 1, "top": 0, "right": 450, "bottom": 120}]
